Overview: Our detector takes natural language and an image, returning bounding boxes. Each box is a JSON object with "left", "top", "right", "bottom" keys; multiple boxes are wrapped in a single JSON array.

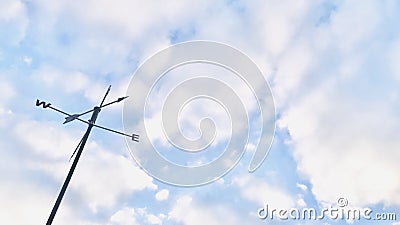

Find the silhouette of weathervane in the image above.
[{"left": 36, "top": 85, "right": 139, "bottom": 225}]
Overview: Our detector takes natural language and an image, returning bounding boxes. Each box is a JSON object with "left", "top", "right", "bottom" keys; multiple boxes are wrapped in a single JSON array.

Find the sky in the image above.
[{"left": 0, "top": 0, "right": 400, "bottom": 224}]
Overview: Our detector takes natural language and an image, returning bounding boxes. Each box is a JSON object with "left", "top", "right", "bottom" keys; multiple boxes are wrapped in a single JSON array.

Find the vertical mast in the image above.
[{"left": 46, "top": 86, "right": 110, "bottom": 225}]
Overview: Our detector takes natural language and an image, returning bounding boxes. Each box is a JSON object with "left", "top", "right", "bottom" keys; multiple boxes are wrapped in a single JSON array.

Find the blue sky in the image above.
[{"left": 1, "top": 0, "right": 400, "bottom": 224}]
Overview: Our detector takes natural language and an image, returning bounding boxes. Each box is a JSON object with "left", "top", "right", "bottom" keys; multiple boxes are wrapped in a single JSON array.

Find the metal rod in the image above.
[
  {"left": 92, "top": 123, "right": 134, "bottom": 139},
  {"left": 100, "top": 85, "right": 111, "bottom": 107},
  {"left": 69, "top": 135, "right": 84, "bottom": 162},
  {"left": 46, "top": 106, "right": 101, "bottom": 225},
  {"left": 46, "top": 86, "right": 117, "bottom": 224},
  {"left": 67, "top": 96, "right": 128, "bottom": 120},
  {"left": 48, "top": 105, "right": 136, "bottom": 139}
]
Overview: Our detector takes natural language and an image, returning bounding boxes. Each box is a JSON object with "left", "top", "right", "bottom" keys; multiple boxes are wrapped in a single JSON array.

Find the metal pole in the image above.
[{"left": 46, "top": 107, "right": 101, "bottom": 225}]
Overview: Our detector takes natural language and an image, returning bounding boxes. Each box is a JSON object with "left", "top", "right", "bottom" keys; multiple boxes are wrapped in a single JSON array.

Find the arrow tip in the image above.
[{"left": 117, "top": 96, "right": 129, "bottom": 102}]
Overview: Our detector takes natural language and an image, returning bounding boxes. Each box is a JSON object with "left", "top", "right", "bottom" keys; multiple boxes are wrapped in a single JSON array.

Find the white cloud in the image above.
[
  {"left": 32, "top": 66, "right": 90, "bottom": 94},
  {"left": 233, "top": 174, "right": 296, "bottom": 209},
  {"left": 109, "top": 207, "right": 140, "bottom": 225},
  {"left": 279, "top": 82, "right": 400, "bottom": 207},
  {"left": 10, "top": 116, "right": 156, "bottom": 215},
  {"left": 23, "top": 55, "right": 32, "bottom": 65},
  {"left": 0, "top": 0, "right": 28, "bottom": 44},
  {"left": 269, "top": 0, "right": 400, "bottom": 209},
  {"left": 109, "top": 207, "right": 165, "bottom": 225},
  {"left": 272, "top": 42, "right": 314, "bottom": 104},
  {"left": 155, "top": 189, "right": 169, "bottom": 201},
  {"left": 296, "top": 183, "right": 308, "bottom": 192},
  {"left": 13, "top": 119, "right": 82, "bottom": 160},
  {"left": 0, "top": 116, "right": 93, "bottom": 225},
  {"left": 24, "top": 0, "right": 212, "bottom": 77},
  {"left": 136, "top": 208, "right": 166, "bottom": 225},
  {"left": 0, "top": 182, "right": 52, "bottom": 224},
  {"left": 296, "top": 197, "right": 307, "bottom": 208},
  {"left": 247, "top": 0, "right": 312, "bottom": 57},
  {"left": 71, "top": 146, "right": 157, "bottom": 211},
  {"left": 146, "top": 214, "right": 162, "bottom": 225},
  {"left": 169, "top": 195, "right": 243, "bottom": 225},
  {"left": 326, "top": 1, "right": 381, "bottom": 52}
]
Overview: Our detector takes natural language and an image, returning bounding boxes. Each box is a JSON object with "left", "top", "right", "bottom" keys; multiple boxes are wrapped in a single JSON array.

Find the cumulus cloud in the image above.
[
  {"left": 0, "top": 182, "right": 53, "bottom": 224},
  {"left": 0, "top": 0, "right": 29, "bottom": 45},
  {"left": 277, "top": 0, "right": 400, "bottom": 208},
  {"left": 296, "top": 183, "right": 308, "bottom": 192},
  {"left": 247, "top": 0, "right": 313, "bottom": 57},
  {"left": 146, "top": 214, "right": 163, "bottom": 225},
  {"left": 109, "top": 207, "right": 140, "bottom": 225},
  {"left": 32, "top": 66, "right": 90, "bottom": 94},
  {"left": 169, "top": 195, "right": 243, "bottom": 225},
  {"left": 71, "top": 146, "right": 157, "bottom": 211},
  {"left": 108, "top": 207, "right": 165, "bottom": 225},
  {"left": 155, "top": 189, "right": 169, "bottom": 201},
  {"left": 233, "top": 174, "right": 296, "bottom": 209},
  {"left": 280, "top": 82, "right": 400, "bottom": 207},
  {"left": 281, "top": 73, "right": 400, "bottom": 206}
]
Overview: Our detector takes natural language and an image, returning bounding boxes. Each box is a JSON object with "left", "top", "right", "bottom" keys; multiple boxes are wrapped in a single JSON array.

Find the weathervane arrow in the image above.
[
  {"left": 37, "top": 85, "right": 139, "bottom": 225},
  {"left": 63, "top": 96, "right": 129, "bottom": 124}
]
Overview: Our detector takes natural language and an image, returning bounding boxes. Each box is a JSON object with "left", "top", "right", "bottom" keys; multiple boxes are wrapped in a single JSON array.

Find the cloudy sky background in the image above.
[{"left": 1, "top": 0, "right": 400, "bottom": 224}]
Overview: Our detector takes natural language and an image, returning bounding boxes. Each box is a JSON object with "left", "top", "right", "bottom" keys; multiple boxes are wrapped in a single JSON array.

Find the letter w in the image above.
[{"left": 36, "top": 99, "right": 51, "bottom": 108}]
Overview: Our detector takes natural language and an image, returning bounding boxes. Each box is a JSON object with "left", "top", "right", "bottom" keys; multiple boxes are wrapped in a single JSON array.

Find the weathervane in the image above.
[{"left": 36, "top": 85, "right": 139, "bottom": 225}]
